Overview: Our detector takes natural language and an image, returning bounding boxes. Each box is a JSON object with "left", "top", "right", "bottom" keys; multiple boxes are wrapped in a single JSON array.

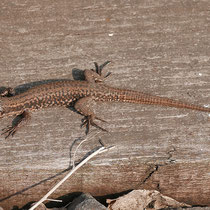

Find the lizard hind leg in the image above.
[
  {"left": 1, "top": 111, "right": 31, "bottom": 139},
  {"left": 74, "top": 97, "right": 107, "bottom": 134}
]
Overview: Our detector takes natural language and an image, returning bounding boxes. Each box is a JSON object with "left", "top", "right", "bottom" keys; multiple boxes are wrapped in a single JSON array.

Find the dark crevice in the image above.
[
  {"left": 142, "top": 147, "right": 177, "bottom": 186},
  {"left": 13, "top": 190, "right": 133, "bottom": 209},
  {"left": 142, "top": 164, "right": 159, "bottom": 184},
  {"left": 95, "top": 189, "right": 132, "bottom": 207}
]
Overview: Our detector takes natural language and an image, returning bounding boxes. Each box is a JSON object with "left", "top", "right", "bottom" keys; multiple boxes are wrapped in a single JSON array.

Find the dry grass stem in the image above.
[{"left": 29, "top": 137, "right": 114, "bottom": 210}]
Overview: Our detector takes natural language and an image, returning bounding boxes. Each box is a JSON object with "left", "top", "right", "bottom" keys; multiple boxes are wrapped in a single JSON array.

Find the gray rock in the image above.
[{"left": 67, "top": 193, "right": 106, "bottom": 210}]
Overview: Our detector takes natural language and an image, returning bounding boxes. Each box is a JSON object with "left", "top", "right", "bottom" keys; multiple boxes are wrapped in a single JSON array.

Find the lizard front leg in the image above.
[
  {"left": 74, "top": 96, "right": 107, "bottom": 134},
  {"left": 2, "top": 111, "right": 31, "bottom": 139}
]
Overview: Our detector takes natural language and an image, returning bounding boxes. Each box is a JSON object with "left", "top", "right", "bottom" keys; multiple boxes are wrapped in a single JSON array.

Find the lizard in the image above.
[{"left": 0, "top": 61, "right": 209, "bottom": 139}]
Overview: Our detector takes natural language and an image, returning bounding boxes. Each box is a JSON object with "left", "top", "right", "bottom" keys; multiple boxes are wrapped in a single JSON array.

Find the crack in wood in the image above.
[
  {"left": 139, "top": 148, "right": 177, "bottom": 191},
  {"left": 142, "top": 165, "right": 159, "bottom": 184}
]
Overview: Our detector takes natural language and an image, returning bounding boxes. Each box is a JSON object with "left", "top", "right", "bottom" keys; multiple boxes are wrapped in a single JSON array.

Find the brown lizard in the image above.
[{"left": 0, "top": 61, "right": 209, "bottom": 138}]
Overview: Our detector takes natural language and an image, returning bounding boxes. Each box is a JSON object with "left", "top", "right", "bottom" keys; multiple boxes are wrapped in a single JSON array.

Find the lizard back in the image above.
[{"left": 1, "top": 80, "right": 92, "bottom": 116}]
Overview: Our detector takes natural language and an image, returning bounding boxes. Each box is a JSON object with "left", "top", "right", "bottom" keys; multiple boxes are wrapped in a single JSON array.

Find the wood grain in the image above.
[{"left": 0, "top": 0, "right": 210, "bottom": 209}]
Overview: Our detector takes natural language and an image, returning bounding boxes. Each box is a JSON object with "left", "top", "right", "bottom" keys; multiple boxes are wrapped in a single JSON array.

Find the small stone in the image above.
[{"left": 67, "top": 193, "right": 106, "bottom": 210}]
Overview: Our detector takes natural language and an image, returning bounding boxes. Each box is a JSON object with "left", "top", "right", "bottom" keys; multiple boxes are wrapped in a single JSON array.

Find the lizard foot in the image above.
[
  {"left": 81, "top": 115, "right": 107, "bottom": 134},
  {"left": 2, "top": 125, "right": 18, "bottom": 139},
  {"left": 93, "top": 61, "right": 111, "bottom": 78},
  {"left": 1, "top": 111, "right": 30, "bottom": 139}
]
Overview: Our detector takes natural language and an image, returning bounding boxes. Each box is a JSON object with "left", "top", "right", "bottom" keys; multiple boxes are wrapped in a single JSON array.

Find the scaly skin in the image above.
[{"left": 0, "top": 61, "right": 209, "bottom": 138}]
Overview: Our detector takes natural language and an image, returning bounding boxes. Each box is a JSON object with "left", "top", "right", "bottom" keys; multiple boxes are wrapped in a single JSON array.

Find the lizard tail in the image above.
[{"left": 110, "top": 88, "right": 210, "bottom": 112}]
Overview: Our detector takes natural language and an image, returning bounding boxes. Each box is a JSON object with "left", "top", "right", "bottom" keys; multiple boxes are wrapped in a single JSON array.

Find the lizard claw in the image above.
[
  {"left": 1, "top": 125, "right": 17, "bottom": 139},
  {"left": 95, "top": 116, "right": 107, "bottom": 123},
  {"left": 93, "top": 61, "right": 111, "bottom": 77},
  {"left": 2, "top": 125, "right": 11, "bottom": 131},
  {"left": 81, "top": 115, "right": 108, "bottom": 134},
  {"left": 1, "top": 111, "right": 30, "bottom": 139}
]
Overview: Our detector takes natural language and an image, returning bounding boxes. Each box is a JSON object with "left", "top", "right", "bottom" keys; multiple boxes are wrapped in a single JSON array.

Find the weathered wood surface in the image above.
[{"left": 0, "top": 0, "right": 210, "bottom": 209}]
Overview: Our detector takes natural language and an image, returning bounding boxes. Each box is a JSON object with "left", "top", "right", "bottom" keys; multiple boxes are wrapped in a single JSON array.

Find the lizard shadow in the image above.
[{"left": 0, "top": 68, "right": 85, "bottom": 95}]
